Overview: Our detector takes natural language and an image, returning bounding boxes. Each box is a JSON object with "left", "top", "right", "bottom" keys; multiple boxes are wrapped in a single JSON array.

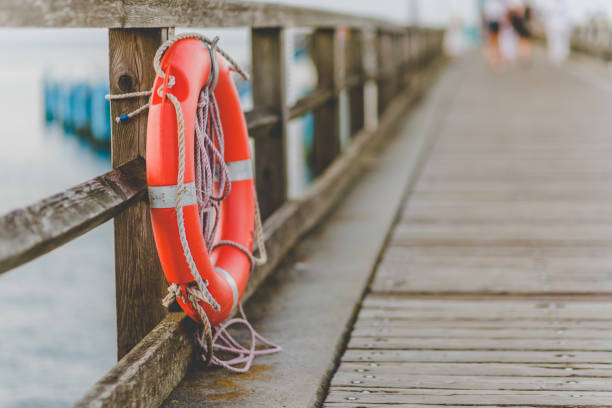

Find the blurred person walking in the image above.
[
  {"left": 545, "top": 0, "right": 571, "bottom": 64},
  {"left": 483, "top": 0, "right": 506, "bottom": 68},
  {"left": 507, "top": 0, "right": 533, "bottom": 65}
]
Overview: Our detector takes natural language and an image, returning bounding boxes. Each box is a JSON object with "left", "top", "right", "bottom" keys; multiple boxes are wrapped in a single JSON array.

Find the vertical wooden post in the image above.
[
  {"left": 376, "top": 30, "right": 393, "bottom": 116},
  {"left": 311, "top": 27, "right": 341, "bottom": 177},
  {"left": 347, "top": 28, "right": 364, "bottom": 137},
  {"left": 401, "top": 29, "right": 413, "bottom": 89},
  {"left": 251, "top": 27, "right": 287, "bottom": 219},
  {"left": 420, "top": 28, "right": 427, "bottom": 65},
  {"left": 109, "top": 28, "right": 171, "bottom": 359},
  {"left": 391, "top": 33, "right": 402, "bottom": 97}
]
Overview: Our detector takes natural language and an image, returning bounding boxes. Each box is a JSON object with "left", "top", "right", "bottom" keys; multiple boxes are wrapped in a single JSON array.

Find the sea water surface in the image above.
[{"left": 0, "top": 29, "right": 115, "bottom": 408}]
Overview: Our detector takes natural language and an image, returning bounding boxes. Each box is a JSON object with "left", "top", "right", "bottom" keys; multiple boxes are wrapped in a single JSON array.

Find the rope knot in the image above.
[{"left": 161, "top": 283, "right": 183, "bottom": 308}]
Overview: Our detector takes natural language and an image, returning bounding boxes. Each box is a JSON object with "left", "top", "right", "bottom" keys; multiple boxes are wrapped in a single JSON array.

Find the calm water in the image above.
[{"left": 0, "top": 29, "right": 116, "bottom": 408}]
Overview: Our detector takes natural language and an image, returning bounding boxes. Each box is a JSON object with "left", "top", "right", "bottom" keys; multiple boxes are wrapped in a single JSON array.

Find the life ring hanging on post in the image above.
[{"left": 146, "top": 36, "right": 255, "bottom": 327}]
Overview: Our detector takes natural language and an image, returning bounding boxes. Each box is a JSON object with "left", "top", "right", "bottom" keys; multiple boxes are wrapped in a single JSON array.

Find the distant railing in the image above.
[
  {"left": 571, "top": 21, "right": 612, "bottom": 60},
  {"left": 0, "top": 0, "right": 444, "bottom": 406}
]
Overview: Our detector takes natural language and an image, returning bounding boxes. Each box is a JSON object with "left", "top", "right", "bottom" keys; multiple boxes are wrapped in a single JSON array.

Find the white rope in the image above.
[
  {"left": 166, "top": 91, "right": 221, "bottom": 311},
  {"left": 162, "top": 283, "right": 214, "bottom": 364},
  {"left": 253, "top": 198, "right": 267, "bottom": 265}
]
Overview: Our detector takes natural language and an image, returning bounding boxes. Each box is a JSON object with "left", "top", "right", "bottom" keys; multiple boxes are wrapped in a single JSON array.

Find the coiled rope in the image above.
[{"left": 108, "top": 33, "right": 278, "bottom": 371}]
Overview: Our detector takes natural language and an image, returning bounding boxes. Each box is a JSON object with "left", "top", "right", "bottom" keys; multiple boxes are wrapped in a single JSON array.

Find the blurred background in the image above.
[{"left": 1, "top": 0, "right": 612, "bottom": 406}]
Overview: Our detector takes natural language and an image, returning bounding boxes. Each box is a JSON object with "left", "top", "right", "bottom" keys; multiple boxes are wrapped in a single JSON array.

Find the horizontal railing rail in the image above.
[
  {"left": 0, "top": 1, "right": 445, "bottom": 406},
  {"left": 0, "top": 160, "right": 145, "bottom": 274},
  {"left": 2, "top": 0, "right": 407, "bottom": 30}
]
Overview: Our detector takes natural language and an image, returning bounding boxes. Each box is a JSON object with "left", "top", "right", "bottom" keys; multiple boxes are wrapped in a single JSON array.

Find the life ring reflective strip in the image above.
[
  {"left": 148, "top": 160, "right": 253, "bottom": 208},
  {"left": 146, "top": 38, "right": 254, "bottom": 326}
]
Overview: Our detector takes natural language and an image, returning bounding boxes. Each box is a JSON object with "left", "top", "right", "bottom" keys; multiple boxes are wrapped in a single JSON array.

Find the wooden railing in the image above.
[
  {"left": 571, "top": 21, "right": 612, "bottom": 60},
  {"left": 0, "top": 1, "right": 444, "bottom": 406}
]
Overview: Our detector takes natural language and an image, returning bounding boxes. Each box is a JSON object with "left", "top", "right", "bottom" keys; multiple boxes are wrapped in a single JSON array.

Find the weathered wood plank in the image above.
[
  {"left": 326, "top": 388, "right": 612, "bottom": 406},
  {"left": 331, "top": 373, "right": 612, "bottom": 391},
  {"left": 0, "top": 159, "right": 145, "bottom": 275},
  {"left": 324, "top": 404, "right": 539, "bottom": 408},
  {"left": 109, "top": 27, "right": 170, "bottom": 359},
  {"left": 390, "top": 222, "right": 612, "bottom": 248},
  {"left": 251, "top": 27, "right": 287, "bottom": 219},
  {"left": 244, "top": 106, "right": 280, "bottom": 132},
  {"left": 402, "top": 197, "right": 612, "bottom": 221},
  {"left": 0, "top": 0, "right": 405, "bottom": 30},
  {"left": 351, "top": 327, "right": 612, "bottom": 339},
  {"left": 356, "top": 317, "right": 612, "bottom": 329},
  {"left": 348, "top": 337, "right": 612, "bottom": 352},
  {"left": 342, "top": 349, "right": 612, "bottom": 364},
  {"left": 289, "top": 88, "right": 334, "bottom": 120},
  {"left": 371, "top": 255, "right": 612, "bottom": 294},
  {"left": 357, "top": 303, "right": 612, "bottom": 320},
  {"left": 336, "top": 361, "right": 612, "bottom": 378}
]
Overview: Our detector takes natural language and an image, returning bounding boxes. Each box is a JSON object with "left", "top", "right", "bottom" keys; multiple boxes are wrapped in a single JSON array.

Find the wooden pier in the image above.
[
  {"left": 2, "top": 1, "right": 612, "bottom": 407},
  {"left": 323, "top": 53, "right": 612, "bottom": 407}
]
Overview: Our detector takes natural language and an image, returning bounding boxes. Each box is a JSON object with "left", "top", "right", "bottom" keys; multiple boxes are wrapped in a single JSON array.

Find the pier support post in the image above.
[
  {"left": 376, "top": 30, "right": 393, "bottom": 116},
  {"left": 347, "top": 28, "right": 364, "bottom": 137},
  {"left": 108, "top": 27, "right": 172, "bottom": 359},
  {"left": 251, "top": 27, "right": 288, "bottom": 219},
  {"left": 311, "top": 27, "right": 342, "bottom": 177}
]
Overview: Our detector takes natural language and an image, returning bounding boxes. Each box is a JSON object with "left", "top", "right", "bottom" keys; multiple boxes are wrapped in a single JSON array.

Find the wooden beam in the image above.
[
  {"left": 0, "top": 0, "right": 405, "bottom": 30},
  {"left": 0, "top": 159, "right": 146, "bottom": 275},
  {"left": 288, "top": 88, "right": 334, "bottom": 120},
  {"left": 311, "top": 28, "right": 342, "bottom": 177},
  {"left": 109, "top": 27, "right": 171, "bottom": 359},
  {"left": 245, "top": 107, "right": 280, "bottom": 132},
  {"left": 251, "top": 27, "right": 288, "bottom": 219}
]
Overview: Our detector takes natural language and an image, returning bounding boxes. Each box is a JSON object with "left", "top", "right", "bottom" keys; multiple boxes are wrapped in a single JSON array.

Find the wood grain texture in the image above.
[
  {"left": 0, "top": 0, "right": 405, "bottom": 30},
  {"left": 251, "top": 27, "right": 288, "bottom": 219},
  {"left": 322, "top": 54, "right": 612, "bottom": 408},
  {"left": 109, "top": 28, "right": 170, "bottom": 359},
  {"left": 0, "top": 159, "right": 145, "bottom": 275}
]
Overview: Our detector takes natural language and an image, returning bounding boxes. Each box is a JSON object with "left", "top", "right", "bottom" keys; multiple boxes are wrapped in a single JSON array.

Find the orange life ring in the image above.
[{"left": 146, "top": 38, "right": 254, "bottom": 326}]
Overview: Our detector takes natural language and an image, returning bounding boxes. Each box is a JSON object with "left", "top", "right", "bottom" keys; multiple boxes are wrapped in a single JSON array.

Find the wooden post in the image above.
[
  {"left": 251, "top": 27, "right": 287, "bottom": 219},
  {"left": 109, "top": 28, "right": 172, "bottom": 359},
  {"left": 401, "top": 29, "right": 413, "bottom": 89},
  {"left": 311, "top": 28, "right": 341, "bottom": 177},
  {"left": 376, "top": 30, "right": 393, "bottom": 116},
  {"left": 391, "top": 33, "right": 402, "bottom": 97},
  {"left": 347, "top": 28, "right": 364, "bottom": 137}
]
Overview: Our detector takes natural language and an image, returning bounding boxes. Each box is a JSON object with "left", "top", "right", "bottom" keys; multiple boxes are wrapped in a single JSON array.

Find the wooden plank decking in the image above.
[{"left": 324, "top": 54, "right": 612, "bottom": 407}]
